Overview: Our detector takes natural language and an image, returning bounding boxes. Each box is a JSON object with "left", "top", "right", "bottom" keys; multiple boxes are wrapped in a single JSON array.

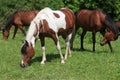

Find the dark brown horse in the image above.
[
  {"left": 116, "top": 22, "right": 120, "bottom": 34},
  {"left": 20, "top": 7, "right": 75, "bottom": 67},
  {"left": 0, "top": 24, "right": 2, "bottom": 31},
  {"left": 71, "top": 9, "right": 119, "bottom": 52},
  {"left": 2, "top": 10, "right": 39, "bottom": 40}
]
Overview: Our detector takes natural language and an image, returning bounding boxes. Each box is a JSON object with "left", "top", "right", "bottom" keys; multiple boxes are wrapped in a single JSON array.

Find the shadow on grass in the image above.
[
  {"left": 72, "top": 48, "right": 93, "bottom": 52},
  {"left": 29, "top": 53, "right": 60, "bottom": 65},
  {"left": 71, "top": 47, "right": 111, "bottom": 53},
  {"left": 29, "top": 47, "right": 111, "bottom": 66}
]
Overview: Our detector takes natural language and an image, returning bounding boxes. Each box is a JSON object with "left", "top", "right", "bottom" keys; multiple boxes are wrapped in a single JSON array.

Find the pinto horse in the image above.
[
  {"left": 2, "top": 10, "right": 39, "bottom": 40},
  {"left": 20, "top": 7, "right": 75, "bottom": 67},
  {"left": 71, "top": 9, "right": 118, "bottom": 52}
]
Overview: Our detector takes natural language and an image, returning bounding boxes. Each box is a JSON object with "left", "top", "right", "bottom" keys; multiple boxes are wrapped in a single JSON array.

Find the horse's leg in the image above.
[
  {"left": 12, "top": 26, "right": 18, "bottom": 39},
  {"left": 92, "top": 31, "right": 96, "bottom": 52},
  {"left": 70, "top": 25, "right": 76, "bottom": 49},
  {"left": 107, "top": 41, "right": 113, "bottom": 52},
  {"left": 52, "top": 34, "right": 64, "bottom": 63},
  {"left": 65, "top": 33, "right": 72, "bottom": 60},
  {"left": 81, "top": 30, "right": 86, "bottom": 50},
  {"left": 39, "top": 36, "right": 46, "bottom": 64},
  {"left": 19, "top": 26, "right": 26, "bottom": 36}
]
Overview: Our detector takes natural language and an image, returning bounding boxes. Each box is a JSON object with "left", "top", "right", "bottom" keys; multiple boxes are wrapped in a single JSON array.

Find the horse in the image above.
[
  {"left": 20, "top": 7, "right": 75, "bottom": 67},
  {"left": 71, "top": 9, "right": 119, "bottom": 52},
  {"left": 2, "top": 10, "right": 39, "bottom": 40},
  {"left": 116, "top": 22, "right": 120, "bottom": 35},
  {"left": 0, "top": 24, "right": 2, "bottom": 31}
]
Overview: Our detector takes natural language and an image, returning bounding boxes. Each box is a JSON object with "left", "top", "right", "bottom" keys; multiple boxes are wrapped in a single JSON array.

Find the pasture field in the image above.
[{"left": 0, "top": 29, "right": 120, "bottom": 80}]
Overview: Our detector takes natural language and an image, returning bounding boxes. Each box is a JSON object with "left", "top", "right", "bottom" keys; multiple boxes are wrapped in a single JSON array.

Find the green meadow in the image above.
[{"left": 0, "top": 29, "right": 120, "bottom": 80}]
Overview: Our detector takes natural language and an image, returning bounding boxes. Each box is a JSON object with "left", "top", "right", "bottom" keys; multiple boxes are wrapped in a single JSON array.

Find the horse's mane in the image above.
[
  {"left": 4, "top": 14, "right": 14, "bottom": 29},
  {"left": 105, "top": 14, "right": 119, "bottom": 40}
]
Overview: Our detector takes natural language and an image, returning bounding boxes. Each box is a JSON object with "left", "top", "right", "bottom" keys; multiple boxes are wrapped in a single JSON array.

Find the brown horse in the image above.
[
  {"left": 116, "top": 22, "right": 120, "bottom": 34},
  {"left": 0, "top": 24, "right": 2, "bottom": 31},
  {"left": 20, "top": 7, "right": 75, "bottom": 67},
  {"left": 71, "top": 9, "right": 119, "bottom": 52},
  {"left": 2, "top": 10, "right": 39, "bottom": 40}
]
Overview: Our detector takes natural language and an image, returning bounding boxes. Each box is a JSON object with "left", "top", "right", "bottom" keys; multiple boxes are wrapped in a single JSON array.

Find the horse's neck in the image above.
[
  {"left": 26, "top": 21, "right": 38, "bottom": 47},
  {"left": 5, "top": 17, "right": 13, "bottom": 30}
]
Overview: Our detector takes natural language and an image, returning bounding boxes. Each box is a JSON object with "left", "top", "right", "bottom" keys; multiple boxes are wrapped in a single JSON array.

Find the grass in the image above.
[{"left": 0, "top": 29, "right": 120, "bottom": 80}]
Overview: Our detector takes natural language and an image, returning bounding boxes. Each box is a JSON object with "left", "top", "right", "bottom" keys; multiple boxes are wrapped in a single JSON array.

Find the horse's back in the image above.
[
  {"left": 13, "top": 10, "right": 39, "bottom": 25},
  {"left": 76, "top": 10, "right": 92, "bottom": 27},
  {"left": 76, "top": 9, "right": 105, "bottom": 31},
  {"left": 34, "top": 8, "right": 75, "bottom": 33}
]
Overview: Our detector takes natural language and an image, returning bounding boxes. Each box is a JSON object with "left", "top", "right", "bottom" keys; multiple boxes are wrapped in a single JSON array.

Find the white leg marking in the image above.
[
  {"left": 65, "top": 41, "right": 69, "bottom": 60},
  {"left": 65, "top": 33, "right": 72, "bottom": 60},
  {"left": 21, "top": 60, "right": 24, "bottom": 65},
  {"left": 56, "top": 34, "right": 65, "bottom": 63},
  {"left": 41, "top": 46, "right": 46, "bottom": 64}
]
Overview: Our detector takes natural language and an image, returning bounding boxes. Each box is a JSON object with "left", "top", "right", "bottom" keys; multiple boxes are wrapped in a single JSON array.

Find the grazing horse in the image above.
[
  {"left": 100, "top": 16, "right": 119, "bottom": 46},
  {"left": 2, "top": 10, "right": 39, "bottom": 40},
  {"left": 116, "top": 22, "right": 120, "bottom": 34},
  {"left": 71, "top": 9, "right": 118, "bottom": 52},
  {"left": 0, "top": 24, "right": 2, "bottom": 31},
  {"left": 20, "top": 7, "right": 75, "bottom": 67}
]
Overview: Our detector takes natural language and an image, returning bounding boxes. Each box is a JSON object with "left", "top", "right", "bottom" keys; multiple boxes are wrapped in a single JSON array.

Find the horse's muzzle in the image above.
[
  {"left": 20, "top": 63, "right": 25, "bottom": 68},
  {"left": 20, "top": 63, "right": 27, "bottom": 68},
  {"left": 100, "top": 42, "right": 104, "bottom": 46}
]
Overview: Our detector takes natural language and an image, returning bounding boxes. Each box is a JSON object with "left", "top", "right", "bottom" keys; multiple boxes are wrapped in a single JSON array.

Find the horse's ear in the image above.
[
  {"left": 30, "top": 43, "right": 33, "bottom": 47},
  {"left": 1, "top": 27, "right": 4, "bottom": 31},
  {"left": 25, "top": 40, "right": 29, "bottom": 46}
]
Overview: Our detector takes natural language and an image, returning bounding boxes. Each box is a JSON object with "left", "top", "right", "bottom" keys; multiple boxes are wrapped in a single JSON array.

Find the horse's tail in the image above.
[
  {"left": 105, "top": 14, "right": 119, "bottom": 40},
  {"left": 70, "top": 24, "right": 76, "bottom": 49}
]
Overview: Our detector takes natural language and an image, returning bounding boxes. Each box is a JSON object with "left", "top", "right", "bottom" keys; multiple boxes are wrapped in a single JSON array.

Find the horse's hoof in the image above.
[
  {"left": 41, "top": 61, "right": 45, "bottom": 64},
  {"left": 93, "top": 50, "right": 95, "bottom": 52},
  {"left": 100, "top": 42, "right": 104, "bottom": 46},
  {"left": 80, "top": 48, "right": 85, "bottom": 51},
  {"left": 61, "top": 60, "right": 65, "bottom": 64}
]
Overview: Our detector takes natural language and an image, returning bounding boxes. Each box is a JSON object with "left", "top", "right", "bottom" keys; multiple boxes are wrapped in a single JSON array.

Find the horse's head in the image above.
[
  {"left": 2, "top": 29, "right": 9, "bottom": 40},
  {"left": 100, "top": 14, "right": 119, "bottom": 46},
  {"left": 100, "top": 31, "right": 116, "bottom": 46},
  {"left": 20, "top": 40, "right": 35, "bottom": 68}
]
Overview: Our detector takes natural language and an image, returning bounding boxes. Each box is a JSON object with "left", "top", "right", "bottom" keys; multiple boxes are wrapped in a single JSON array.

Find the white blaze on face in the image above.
[{"left": 21, "top": 60, "right": 24, "bottom": 65}]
